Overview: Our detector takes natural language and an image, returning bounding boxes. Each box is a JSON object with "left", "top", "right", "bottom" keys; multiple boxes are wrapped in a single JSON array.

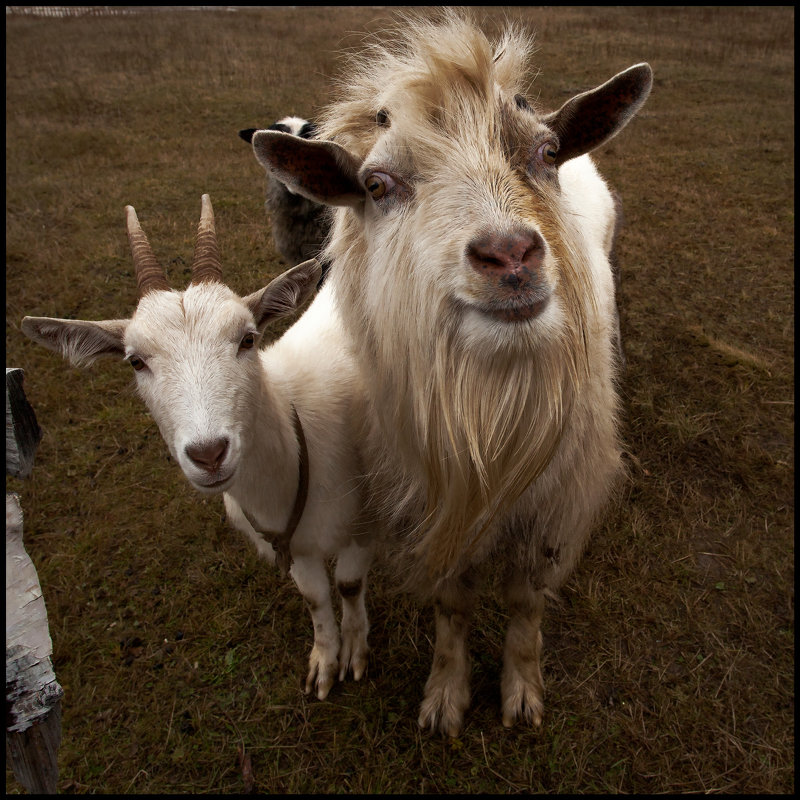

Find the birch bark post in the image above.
[{"left": 6, "top": 367, "right": 63, "bottom": 794}]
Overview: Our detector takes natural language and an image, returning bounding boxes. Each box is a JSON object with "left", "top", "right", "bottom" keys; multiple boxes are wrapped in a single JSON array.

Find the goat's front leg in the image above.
[
  {"left": 289, "top": 555, "right": 339, "bottom": 700},
  {"left": 224, "top": 494, "right": 277, "bottom": 564},
  {"left": 418, "top": 573, "right": 475, "bottom": 737},
  {"left": 334, "top": 538, "right": 372, "bottom": 683},
  {"left": 500, "top": 573, "right": 545, "bottom": 727}
]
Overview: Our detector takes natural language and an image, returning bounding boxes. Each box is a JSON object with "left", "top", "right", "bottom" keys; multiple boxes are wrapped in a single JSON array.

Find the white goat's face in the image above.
[
  {"left": 125, "top": 283, "right": 262, "bottom": 494},
  {"left": 21, "top": 195, "right": 322, "bottom": 499}
]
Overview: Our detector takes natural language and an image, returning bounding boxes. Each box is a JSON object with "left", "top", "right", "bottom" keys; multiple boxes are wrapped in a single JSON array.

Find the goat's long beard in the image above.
[
  {"left": 420, "top": 318, "right": 576, "bottom": 579},
  {"left": 373, "top": 297, "right": 587, "bottom": 588}
]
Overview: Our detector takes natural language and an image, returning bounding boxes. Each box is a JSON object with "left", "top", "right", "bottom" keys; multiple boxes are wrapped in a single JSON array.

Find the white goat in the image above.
[
  {"left": 21, "top": 195, "right": 373, "bottom": 700},
  {"left": 249, "top": 11, "right": 652, "bottom": 734},
  {"left": 239, "top": 116, "right": 331, "bottom": 275}
]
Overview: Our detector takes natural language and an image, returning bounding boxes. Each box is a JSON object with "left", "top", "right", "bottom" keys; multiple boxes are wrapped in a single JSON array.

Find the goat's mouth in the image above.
[
  {"left": 191, "top": 470, "right": 236, "bottom": 494},
  {"left": 477, "top": 293, "right": 550, "bottom": 323}
]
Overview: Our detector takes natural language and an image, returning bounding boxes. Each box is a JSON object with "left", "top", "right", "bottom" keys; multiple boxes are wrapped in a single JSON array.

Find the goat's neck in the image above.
[{"left": 225, "top": 368, "right": 302, "bottom": 533}]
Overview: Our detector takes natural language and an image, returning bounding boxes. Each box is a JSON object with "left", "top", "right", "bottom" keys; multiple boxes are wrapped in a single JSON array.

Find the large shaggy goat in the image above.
[
  {"left": 21, "top": 196, "right": 373, "bottom": 701},
  {"left": 249, "top": 12, "right": 652, "bottom": 735}
]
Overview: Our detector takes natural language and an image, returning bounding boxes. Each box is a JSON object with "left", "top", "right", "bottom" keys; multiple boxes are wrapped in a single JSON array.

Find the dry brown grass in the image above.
[{"left": 6, "top": 6, "right": 793, "bottom": 793}]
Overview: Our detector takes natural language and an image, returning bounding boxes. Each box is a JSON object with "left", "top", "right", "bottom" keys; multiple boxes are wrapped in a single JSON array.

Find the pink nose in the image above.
[
  {"left": 185, "top": 438, "right": 229, "bottom": 472},
  {"left": 467, "top": 230, "right": 544, "bottom": 289}
]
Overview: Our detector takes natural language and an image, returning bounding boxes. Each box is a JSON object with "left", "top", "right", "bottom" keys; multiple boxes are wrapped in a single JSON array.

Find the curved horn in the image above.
[
  {"left": 126, "top": 205, "right": 169, "bottom": 297},
  {"left": 190, "top": 194, "right": 223, "bottom": 284}
]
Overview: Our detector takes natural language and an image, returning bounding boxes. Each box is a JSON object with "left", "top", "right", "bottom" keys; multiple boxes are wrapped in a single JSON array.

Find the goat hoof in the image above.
[
  {"left": 501, "top": 678, "right": 544, "bottom": 728},
  {"left": 316, "top": 680, "right": 334, "bottom": 701},
  {"left": 417, "top": 693, "right": 466, "bottom": 737},
  {"left": 338, "top": 636, "right": 368, "bottom": 683},
  {"left": 338, "top": 659, "right": 367, "bottom": 683},
  {"left": 305, "top": 651, "right": 338, "bottom": 700},
  {"left": 417, "top": 710, "right": 463, "bottom": 738},
  {"left": 417, "top": 659, "right": 470, "bottom": 736},
  {"left": 305, "top": 671, "right": 336, "bottom": 701},
  {"left": 501, "top": 707, "right": 543, "bottom": 728}
]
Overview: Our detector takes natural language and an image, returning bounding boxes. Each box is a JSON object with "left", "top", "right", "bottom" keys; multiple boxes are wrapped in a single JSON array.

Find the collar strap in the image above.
[{"left": 242, "top": 403, "right": 309, "bottom": 578}]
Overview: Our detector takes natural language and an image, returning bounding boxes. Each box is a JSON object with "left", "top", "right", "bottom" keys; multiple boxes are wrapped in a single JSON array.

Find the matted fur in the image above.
[{"left": 318, "top": 11, "right": 620, "bottom": 592}]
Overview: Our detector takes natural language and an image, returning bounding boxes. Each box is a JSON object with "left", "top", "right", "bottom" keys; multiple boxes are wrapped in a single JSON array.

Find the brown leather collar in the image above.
[{"left": 241, "top": 403, "right": 309, "bottom": 578}]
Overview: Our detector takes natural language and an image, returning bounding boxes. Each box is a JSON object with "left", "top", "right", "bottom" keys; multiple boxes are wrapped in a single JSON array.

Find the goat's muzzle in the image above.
[
  {"left": 185, "top": 437, "right": 229, "bottom": 471},
  {"left": 467, "top": 229, "right": 544, "bottom": 290},
  {"left": 466, "top": 228, "right": 550, "bottom": 322}
]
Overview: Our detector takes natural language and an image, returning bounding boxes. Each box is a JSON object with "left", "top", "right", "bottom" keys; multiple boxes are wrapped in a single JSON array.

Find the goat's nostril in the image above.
[
  {"left": 185, "top": 438, "right": 229, "bottom": 472},
  {"left": 481, "top": 255, "right": 506, "bottom": 270},
  {"left": 523, "top": 242, "right": 543, "bottom": 265}
]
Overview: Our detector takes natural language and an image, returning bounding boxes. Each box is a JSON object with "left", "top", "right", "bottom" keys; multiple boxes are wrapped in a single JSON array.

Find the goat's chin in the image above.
[
  {"left": 186, "top": 468, "right": 237, "bottom": 495},
  {"left": 455, "top": 292, "right": 562, "bottom": 348}
]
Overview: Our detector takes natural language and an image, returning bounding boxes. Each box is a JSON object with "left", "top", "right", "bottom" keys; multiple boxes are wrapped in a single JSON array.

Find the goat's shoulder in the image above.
[
  {"left": 263, "top": 284, "right": 357, "bottom": 390},
  {"left": 558, "top": 154, "right": 617, "bottom": 259},
  {"left": 558, "top": 155, "right": 612, "bottom": 210}
]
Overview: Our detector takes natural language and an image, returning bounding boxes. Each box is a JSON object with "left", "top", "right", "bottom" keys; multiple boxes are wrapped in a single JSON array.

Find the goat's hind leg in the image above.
[
  {"left": 289, "top": 555, "right": 339, "bottom": 700},
  {"left": 418, "top": 573, "right": 475, "bottom": 737},
  {"left": 334, "top": 538, "right": 372, "bottom": 682},
  {"left": 501, "top": 574, "right": 545, "bottom": 727}
]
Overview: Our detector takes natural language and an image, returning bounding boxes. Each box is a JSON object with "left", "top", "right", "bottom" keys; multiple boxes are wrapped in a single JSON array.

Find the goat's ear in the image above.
[
  {"left": 239, "top": 128, "right": 257, "bottom": 144},
  {"left": 21, "top": 316, "right": 129, "bottom": 367},
  {"left": 244, "top": 258, "right": 323, "bottom": 330},
  {"left": 544, "top": 63, "right": 653, "bottom": 166},
  {"left": 251, "top": 130, "right": 364, "bottom": 208}
]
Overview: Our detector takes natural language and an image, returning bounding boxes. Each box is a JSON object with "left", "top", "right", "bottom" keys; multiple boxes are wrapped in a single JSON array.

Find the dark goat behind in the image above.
[{"left": 240, "top": 117, "right": 331, "bottom": 285}]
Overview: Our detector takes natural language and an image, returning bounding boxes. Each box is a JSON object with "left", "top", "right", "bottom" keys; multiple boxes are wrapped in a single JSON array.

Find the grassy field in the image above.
[{"left": 6, "top": 6, "right": 793, "bottom": 793}]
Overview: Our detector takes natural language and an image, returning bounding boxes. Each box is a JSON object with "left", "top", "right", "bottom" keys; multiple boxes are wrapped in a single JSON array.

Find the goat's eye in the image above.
[
  {"left": 128, "top": 355, "right": 146, "bottom": 371},
  {"left": 537, "top": 141, "right": 558, "bottom": 166},
  {"left": 239, "top": 332, "right": 256, "bottom": 351},
  {"left": 376, "top": 109, "right": 389, "bottom": 126},
  {"left": 365, "top": 171, "right": 394, "bottom": 199}
]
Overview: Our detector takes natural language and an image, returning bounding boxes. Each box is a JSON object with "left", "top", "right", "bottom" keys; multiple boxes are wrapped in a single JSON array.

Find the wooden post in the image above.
[{"left": 6, "top": 367, "right": 63, "bottom": 794}]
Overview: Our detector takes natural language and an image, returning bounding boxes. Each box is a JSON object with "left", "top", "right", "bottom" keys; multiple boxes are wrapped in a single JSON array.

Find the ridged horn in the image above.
[
  {"left": 126, "top": 205, "right": 169, "bottom": 297},
  {"left": 190, "top": 194, "right": 223, "bottom": 284}
]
